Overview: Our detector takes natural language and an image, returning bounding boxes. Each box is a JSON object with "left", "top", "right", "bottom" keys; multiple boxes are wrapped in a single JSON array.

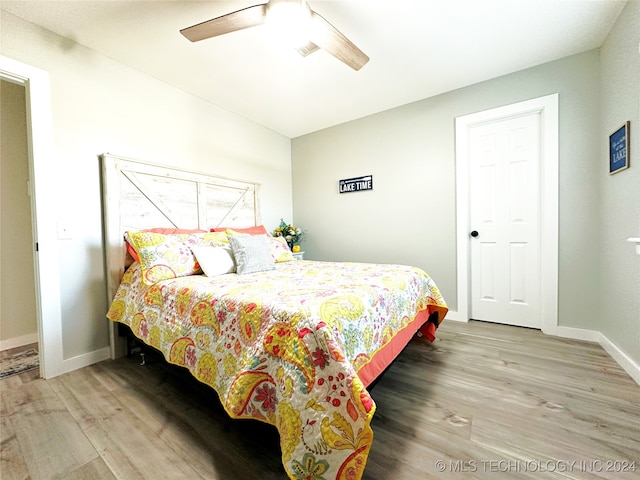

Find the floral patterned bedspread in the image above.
[{"left": 106, "top": 260, "right": 448, "bottom": 480}]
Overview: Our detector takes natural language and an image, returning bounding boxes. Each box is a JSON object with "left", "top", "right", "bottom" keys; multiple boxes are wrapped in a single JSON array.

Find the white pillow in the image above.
[
  {"left": 228, "top": 235, "right": 275, "bottom": 274},
  {"left": 190, "top": 245, "right": 236, "bottom": 276}
]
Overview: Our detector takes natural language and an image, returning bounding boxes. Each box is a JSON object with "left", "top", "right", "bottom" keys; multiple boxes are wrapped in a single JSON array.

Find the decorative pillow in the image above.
[
  {"left": 125, "top": 231, "right": 229, "bottom": 284},
  {"left": 211, "top": 225, "right": 269, "bottom": 236},
  {"left": 190, "top": 245, "right": 236, "bottom": 276},
  {"left": 126, "top": 228, "right": 207, "bottom": 263},
  {"left": 269, "top": 236, "right": 295, "bottom": 263},
  {"left": 228, "top": 235, "right": 275, "bottom": 275},
  {"left": 224, "top": 227, "right": 269, "bottom": 237}
]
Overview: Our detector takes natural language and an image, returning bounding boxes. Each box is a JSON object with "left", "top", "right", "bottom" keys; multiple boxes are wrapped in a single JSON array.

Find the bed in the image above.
[{"left": 101, "top": 154, "right": 448, "bottom": 480}]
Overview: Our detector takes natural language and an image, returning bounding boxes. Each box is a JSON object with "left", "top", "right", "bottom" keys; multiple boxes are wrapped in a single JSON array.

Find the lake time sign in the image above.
[{"left": 339, "top": 175, "right": 373, "bottom": 194}]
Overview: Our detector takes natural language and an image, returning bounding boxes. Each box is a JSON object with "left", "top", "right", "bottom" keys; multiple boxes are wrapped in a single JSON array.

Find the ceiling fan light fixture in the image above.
[{"left": 265, "top": 0, "right": 312, "bottom": 49}]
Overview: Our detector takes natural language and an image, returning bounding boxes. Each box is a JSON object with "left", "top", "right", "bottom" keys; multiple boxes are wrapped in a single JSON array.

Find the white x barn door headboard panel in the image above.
[{"left": 100, "top": 153, "right": 261, "bottom": 358}]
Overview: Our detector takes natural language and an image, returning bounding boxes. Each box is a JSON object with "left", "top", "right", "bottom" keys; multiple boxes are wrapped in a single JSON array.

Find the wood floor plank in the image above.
[
  {"left": 49, "top": 366, "right": 125, "bottom": 431},
  {"left": 471, "top": 416, "right": 634, "bottom": 480},
  {"left": 2, "top": 380, "right": 99, "bottom": 479},
  {"left": 83, "top": 410, "right": 204, "bottom": 480},
  {"left": 48, "top": 362, "right": 243, "bottom": 479},
  {"left": 0, "top": 412, "right": 30, "bottom": 480},
  {"left": 64, "top": 352, "right": 282, "bottom": 479},
  {"left": 104, "top": 352, "right": 287, "bottom": 479},
  {"left": 64, "top": 457, "right": 118, "bottom": 480}
]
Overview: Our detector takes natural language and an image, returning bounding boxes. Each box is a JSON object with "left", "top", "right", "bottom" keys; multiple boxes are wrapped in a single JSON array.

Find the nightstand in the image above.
[{"left": 292, "top": 251, "right": 305, "bottom": 260}]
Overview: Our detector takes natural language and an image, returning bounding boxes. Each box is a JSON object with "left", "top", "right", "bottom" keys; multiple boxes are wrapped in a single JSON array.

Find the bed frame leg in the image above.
[{"left": 139, "top": 352, "right": 146, "bottom": 366}]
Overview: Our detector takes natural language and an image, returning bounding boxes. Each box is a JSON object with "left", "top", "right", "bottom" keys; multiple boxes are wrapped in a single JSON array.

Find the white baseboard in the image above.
[
  {"left": 548, "top": 325, "right": 601, "bottom": 342},
  {"left": 597, "top": 332, "right": 640, "bottom": 386},
  {"left": 0, "top": 332, "right": 38, "bottom": 351},
  {"left": 61, "top": 347, "right": 111, "bottom": 375},
  {"left": 443, "top": 310, "right": 467, "bottom": 322}
]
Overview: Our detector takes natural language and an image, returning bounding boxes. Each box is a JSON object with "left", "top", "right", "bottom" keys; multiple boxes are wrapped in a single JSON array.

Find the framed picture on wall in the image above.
[{"left": 609, "top": 121, "right": 630, "bottom": 174}]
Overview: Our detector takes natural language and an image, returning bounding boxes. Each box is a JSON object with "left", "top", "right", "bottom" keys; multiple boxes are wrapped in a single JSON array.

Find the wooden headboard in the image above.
[{"left": 100, "top": 153, "right": 261, "bottom": 357}]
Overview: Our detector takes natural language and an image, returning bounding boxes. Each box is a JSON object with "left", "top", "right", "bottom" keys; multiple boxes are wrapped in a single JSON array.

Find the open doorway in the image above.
[
  {"left": 0, "top": 55, "right": 63, "bottom": 379},
  {"left": 0, "top": 80, "right": 39, "bottom": 374}
]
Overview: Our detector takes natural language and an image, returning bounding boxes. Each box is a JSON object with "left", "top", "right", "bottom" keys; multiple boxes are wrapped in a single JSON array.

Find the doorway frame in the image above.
[
  {"left": 1, "top": 55, "right": 64, "bottom": 378},
  {"left": 454, "top": 94, "right": 559, "bottom": 334}
]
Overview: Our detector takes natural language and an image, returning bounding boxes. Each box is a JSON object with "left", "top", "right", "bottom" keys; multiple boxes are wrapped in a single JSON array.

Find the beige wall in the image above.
[
  {"left": 599, "top": 0, "right": 640, "bottom": 370},
  {"left": 0, "top": 80, "right": 38, "bottom": 345},
  {"left": 1, "top": 12, "right": 292, "bottom": 361}
]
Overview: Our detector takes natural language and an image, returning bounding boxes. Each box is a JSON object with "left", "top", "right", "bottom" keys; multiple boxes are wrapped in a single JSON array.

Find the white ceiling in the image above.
[{"left": 1, "top": 0, "right": 627, "bottom": 138}]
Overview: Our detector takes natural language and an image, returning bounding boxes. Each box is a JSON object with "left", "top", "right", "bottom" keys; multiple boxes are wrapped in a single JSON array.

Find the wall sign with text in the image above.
[
  {"left": 609, "top": 121, "right": 630, "bottom": 175},
  {"left": 339, "top": 175, "right": 373, "bottom": 193}
]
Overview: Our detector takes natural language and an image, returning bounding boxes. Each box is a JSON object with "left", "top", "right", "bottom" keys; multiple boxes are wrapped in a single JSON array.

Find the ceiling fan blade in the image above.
[
  {"left": 308, "top": 10, "right": 369, "bottom": 71},
  {"left": 180, "top": 4, "right": 268, "bottom": 42}
]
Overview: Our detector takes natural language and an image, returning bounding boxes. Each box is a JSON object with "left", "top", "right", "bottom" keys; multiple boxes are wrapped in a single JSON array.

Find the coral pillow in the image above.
[{"left": 211, "top": 225, "right": 269, "bottom": 235}]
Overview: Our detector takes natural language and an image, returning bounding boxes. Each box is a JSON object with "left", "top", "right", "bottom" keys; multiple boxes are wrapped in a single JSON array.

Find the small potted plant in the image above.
[{"left": 273, "top": 219, "right": 303, "bottom": 250}]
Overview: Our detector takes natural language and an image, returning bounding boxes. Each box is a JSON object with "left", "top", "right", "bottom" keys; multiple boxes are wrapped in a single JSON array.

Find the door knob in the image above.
[{"left": 470, "top": 230, "right": 479, "bottom": 238}]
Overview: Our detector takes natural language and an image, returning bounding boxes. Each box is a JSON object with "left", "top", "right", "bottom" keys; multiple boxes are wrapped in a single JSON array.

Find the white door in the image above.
[{"left": 469, "top": 112, "right": 541, "bottom": 328}]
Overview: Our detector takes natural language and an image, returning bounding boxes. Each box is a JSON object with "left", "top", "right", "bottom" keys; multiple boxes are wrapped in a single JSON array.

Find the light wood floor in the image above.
[{"left": 1, "top": 320, "right": 639, "bottom": 479}]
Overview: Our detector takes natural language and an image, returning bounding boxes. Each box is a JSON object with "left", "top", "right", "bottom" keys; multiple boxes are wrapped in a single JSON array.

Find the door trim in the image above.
[
  {"left": 455, "top": 94, "right": 558, "bottom": 334},
  {"left": 1, "top": 55, "right": 64, "bottom": 378}
]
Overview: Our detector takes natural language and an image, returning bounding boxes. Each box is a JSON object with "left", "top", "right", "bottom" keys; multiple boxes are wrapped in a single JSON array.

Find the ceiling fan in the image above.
[{"left": 180, "top": 0, "right": 369, "bottom": 71}]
